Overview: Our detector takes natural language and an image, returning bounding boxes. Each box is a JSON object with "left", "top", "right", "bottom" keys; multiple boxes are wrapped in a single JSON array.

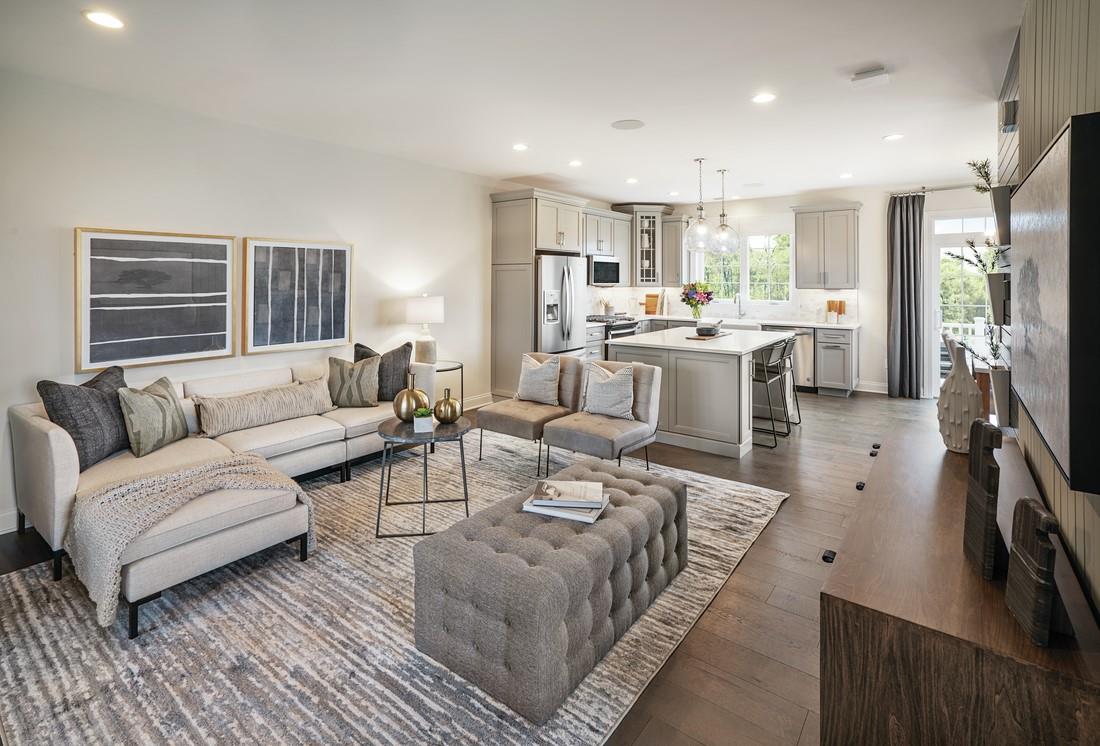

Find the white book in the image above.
[
  {"left": 522, "top": 493, "right": 609, "bottom": 524},
  {"left": 530, "top": 480, "right": 605, "bottom": 508}
]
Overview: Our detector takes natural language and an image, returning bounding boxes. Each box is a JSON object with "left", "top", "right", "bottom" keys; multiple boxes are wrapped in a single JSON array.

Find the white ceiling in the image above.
[{"left": 0, "top": 0, "right": 1023, "bottom": 203}]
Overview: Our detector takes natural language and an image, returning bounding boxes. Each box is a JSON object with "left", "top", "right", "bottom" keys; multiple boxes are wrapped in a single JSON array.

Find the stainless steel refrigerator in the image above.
[{"left": 535, "top": 254, "right": 587, "bottom": 355}]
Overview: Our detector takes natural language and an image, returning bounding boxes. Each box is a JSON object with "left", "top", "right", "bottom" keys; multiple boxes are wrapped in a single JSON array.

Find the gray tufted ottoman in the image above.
[{"left": 413, "top": 460, "right": 688, "bottom": 723}]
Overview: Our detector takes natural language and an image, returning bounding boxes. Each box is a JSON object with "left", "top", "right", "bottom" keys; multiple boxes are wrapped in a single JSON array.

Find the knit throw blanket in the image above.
[{"left": 64, "top": 454, "right": 314, "bottom": 627}]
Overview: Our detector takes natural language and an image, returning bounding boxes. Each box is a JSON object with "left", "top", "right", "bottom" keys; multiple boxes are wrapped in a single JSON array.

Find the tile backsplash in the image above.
[{"left": 587, "top": 286, "right": 859, "bottom": 324}]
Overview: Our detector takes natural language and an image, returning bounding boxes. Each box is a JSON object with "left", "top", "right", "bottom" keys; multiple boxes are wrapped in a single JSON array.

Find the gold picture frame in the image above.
[
  {"left": 74, "top": 227, "right": 237, "bottom": 372},
  {"left": 242, "top": 237, "right": 353, "bottom": 355}
]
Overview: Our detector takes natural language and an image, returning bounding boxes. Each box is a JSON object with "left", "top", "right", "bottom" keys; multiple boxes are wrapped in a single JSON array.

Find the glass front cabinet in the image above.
[{"left": 612, "top": 204, "right": 673, "bottom": 287}]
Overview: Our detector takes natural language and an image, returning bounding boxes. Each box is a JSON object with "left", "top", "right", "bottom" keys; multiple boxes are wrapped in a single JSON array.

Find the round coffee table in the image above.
[{"left": 374, "top": 416, "right": 473, "bottom": 539}]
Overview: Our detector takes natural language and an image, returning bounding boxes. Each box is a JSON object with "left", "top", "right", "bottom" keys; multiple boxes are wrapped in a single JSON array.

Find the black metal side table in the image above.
[
  {"left": 374, "top": 415, "right": 472, "bottom": 539},
  {"left": 435, "top": 359, "right": 464, "bottom": 409}
]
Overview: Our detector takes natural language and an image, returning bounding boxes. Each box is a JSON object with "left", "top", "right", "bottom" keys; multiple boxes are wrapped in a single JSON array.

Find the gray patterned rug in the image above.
[{"left": 0, "top": 431, "right": 787, "bottom": 745}]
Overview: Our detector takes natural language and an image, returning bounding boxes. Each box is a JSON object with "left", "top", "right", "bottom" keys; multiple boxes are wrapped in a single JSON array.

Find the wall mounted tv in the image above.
[{"left": 1011, "top": 112, "right": 1100, "bottom": 493}]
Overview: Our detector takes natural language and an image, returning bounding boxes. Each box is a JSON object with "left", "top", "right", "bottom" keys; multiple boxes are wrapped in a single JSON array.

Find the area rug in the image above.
[{"left": 0, "top": 431, "right": 787, "bottom": 745}]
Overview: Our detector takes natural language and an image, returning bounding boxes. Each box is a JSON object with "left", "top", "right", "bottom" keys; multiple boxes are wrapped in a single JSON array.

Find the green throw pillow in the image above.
[
  {"left": 118, "top": 377, "right": 189, "bottom": 457},
  {"left": 329, "top": 356, "right": 381, "bottom": 408}
]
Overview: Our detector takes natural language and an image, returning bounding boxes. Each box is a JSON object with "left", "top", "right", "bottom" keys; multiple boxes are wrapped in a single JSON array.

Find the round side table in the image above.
[
  {"left": 435, "top": 360, "right": 464, "bottom": 410},
  {"left": 374, "top": 415, "right": 472, "bottom": 539}
]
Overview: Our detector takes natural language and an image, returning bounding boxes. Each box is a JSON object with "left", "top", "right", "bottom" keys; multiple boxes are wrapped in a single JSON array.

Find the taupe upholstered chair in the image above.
[
  {"left": 542, "top": 360, "right": 661, "bottom": 471},
  {"left": 477, "top": 353, "right": 583, "bottom": 474}
]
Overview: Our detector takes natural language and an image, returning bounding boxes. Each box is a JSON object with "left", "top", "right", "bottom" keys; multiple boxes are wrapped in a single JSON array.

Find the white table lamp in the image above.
[{"left": 406, "top": 294, "right": 444, "bottom": 363}]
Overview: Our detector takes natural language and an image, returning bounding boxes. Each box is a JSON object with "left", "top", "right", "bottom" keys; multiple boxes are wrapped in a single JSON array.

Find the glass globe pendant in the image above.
[
  {"left": 714, "top": 168, "right": 740, "bottom": 252},
  {"left": 686, "top": 157, "right": 721, "bottom": 252}
]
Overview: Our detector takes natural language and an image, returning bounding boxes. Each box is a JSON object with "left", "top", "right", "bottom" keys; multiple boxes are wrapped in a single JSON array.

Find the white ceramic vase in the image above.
[{"left": 938, "top": 335, "right": 984, "bottom": 453}]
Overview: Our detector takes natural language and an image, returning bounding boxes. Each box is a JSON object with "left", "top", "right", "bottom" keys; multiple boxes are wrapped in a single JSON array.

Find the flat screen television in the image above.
[{"left": 1010, "top": 112, "right": 1100, "bottom": 493}]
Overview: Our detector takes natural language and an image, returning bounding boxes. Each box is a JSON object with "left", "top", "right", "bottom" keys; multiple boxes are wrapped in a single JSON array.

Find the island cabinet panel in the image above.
[
  {"left": 666, "top": 352, "right": 741, "bottom": 443},
  {"left": 607, "top": 346, "right": 669, "bottom": 426}
]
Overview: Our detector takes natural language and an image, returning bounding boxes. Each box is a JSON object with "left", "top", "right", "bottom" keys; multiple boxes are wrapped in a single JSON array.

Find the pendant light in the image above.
[
  {"left": 685, "top": 158, "right": 720, "bottom": 252},
  {"left": 715, "top": 169, "right": 740, "bottom": 252}
]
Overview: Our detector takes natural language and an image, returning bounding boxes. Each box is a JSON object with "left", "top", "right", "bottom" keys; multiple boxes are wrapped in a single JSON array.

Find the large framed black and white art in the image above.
[
  {"left": 243, "top": 238, "right": 352, "bottom": 354},
  {"left": 75, "top": 228, "right": 235, "bottom": 372}
]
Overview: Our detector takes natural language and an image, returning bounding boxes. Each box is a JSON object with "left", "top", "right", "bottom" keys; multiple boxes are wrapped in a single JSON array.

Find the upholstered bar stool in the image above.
[{"left": 476, "top": 353, "right": 582, "bottom": 475}]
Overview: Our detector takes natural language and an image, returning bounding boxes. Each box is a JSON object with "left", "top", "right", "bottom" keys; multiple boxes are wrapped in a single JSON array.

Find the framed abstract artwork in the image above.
[
  {"left": 74, "top": 228, "right": 235, "bottom": 372},
  {"left": 243, "top": 238, "right": 352, "bottom": 354}
]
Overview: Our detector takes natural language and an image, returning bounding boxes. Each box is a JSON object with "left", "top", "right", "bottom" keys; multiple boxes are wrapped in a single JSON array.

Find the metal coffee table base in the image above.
[{"left": 374, "top": 439, "right": 470, "bottom": 539}]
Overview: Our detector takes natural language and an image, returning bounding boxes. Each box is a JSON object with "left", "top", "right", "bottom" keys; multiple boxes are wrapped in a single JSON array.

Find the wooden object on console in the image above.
[
  {"left": 964, "top": 418, "right": 1005, "bottom": 579},
  {"left": 1006, "top": 497, "right": 1071, "bottom": 646},
  {"left": 821, "top": 416, "right": 1100, "bottom": 745}
]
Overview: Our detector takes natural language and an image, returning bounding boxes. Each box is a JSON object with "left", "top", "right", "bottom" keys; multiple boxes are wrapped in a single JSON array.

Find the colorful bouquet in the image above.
[{"left": 680, "top": 282, "right": 714, "bottom": 319}]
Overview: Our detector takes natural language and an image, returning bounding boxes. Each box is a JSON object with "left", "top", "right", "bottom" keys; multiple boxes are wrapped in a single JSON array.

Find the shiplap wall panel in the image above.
[{"left": 997, "top": 35, "right": 1020, "bottom": 185}]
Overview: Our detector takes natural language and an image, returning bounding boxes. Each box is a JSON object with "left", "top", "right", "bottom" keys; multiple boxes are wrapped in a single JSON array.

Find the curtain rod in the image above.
[{"left": 890, "top": 183, "right": 972, "bottom": 197}]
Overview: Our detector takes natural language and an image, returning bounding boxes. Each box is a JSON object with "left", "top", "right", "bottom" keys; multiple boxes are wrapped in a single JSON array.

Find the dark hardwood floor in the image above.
[{"left": 0, "top": 391, "right": 933, "bottom": 745}]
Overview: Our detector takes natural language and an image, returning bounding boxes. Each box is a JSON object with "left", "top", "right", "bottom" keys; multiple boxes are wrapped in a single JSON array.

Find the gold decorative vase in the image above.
[
  {"left": 433, "top": 387, "right": 462, "bottom": 424},
  {"left": 393, "top": 372, "right": 430, "bottom": 422}
]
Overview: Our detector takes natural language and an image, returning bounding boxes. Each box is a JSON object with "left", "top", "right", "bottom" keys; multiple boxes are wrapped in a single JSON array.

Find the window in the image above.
[{"left": 689, "top": 231, "right": 792, "bottom": 303}]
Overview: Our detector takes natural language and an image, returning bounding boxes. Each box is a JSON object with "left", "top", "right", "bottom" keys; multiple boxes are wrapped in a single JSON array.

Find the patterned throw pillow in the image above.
[
  {"left": 117, "top": 377, "right": 189, "bottom": 457},
  {"left": 37, "top": 366, "right": 129, "bottom": 471},
  {"left": 581, "top": 363, "right": 635, "bottom": 420},
  {"left": 355, "top": 342, "right": 412, "bottom": 401},
  {"left": 194, "top": 379, "right": 334, "bottom": 438},
  {"left": 515, "top": 354, "right": 560, "bottom": 406},
  {"left": 328, "top": 356, "right": 381, "bottom": 407}
]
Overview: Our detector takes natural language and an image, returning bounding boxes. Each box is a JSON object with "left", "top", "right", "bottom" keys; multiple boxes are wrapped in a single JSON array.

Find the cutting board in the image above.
[{"left": 685, "top": 331, "right": 733, "bottom": 341}]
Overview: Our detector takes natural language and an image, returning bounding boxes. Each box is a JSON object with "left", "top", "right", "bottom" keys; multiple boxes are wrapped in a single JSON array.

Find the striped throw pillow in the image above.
[
  {"left": 194, "top": 379, "right": 334, "bottom": 438},
  {"left": 328, "top": 356, "right": 381, "bottom": 408},
  {"left": 581, "top": 363, "right": 635, "bottom": 420},
  {"left": 118, "top": 377, "right": 189, "bottom": 457}
]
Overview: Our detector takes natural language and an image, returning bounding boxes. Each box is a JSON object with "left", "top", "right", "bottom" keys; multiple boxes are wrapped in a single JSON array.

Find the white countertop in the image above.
[
  {"left": 607, "top": 327, "right": 794, "bottom": 356},
  {"left": 639, "top": 314, "right": 861, "bottom": 331}
]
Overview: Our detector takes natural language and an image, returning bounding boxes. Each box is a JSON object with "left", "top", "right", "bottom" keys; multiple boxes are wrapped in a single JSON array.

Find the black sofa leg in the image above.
[
  {"left": 51, "top": 550, "right": 64, "bottom": 581},
  {"left": 127, "top": 592, "right": 162, "bottom": 640},
  {"left": 645, "top": 446, "right": 650, "bottom": 471},
  {"left": 17, "top": 511, "right": 25, "bottom": 535},
  {"left": 298, "top": 533, "right": 308, "bottom": 561}
]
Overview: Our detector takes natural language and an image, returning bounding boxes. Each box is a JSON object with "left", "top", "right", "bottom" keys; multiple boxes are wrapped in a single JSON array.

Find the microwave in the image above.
[{"left": 587, "top": 255, "right": 621, "bottom": 286}]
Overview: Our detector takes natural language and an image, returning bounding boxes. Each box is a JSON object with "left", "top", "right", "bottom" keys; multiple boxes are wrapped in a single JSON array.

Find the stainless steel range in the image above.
[{"left": 586, "top": 314, "right": 639, "bottom": 341}]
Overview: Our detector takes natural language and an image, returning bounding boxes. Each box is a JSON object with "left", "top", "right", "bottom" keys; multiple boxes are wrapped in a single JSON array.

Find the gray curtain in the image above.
[{"left": 887, "top": 194, "right": 925, "bottom": 399}]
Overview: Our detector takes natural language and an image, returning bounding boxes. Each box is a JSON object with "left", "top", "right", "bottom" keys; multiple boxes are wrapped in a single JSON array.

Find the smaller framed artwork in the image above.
[
  {"left": 75, "top": 228, "right": 236, "bottom": 372},
  {"left": 243, "top": 238, "right": 353, "bottom": 354}
]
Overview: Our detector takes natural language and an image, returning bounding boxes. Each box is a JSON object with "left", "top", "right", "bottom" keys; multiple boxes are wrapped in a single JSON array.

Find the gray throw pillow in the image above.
[
  {"left": 329, "top": 356, "right": 381, "bottom": 407},
  {"left": 581, "top": 363, "right": 635, "bottom": 420},
  {"left": 118, "top": 377, "right": 188, "bottom": 457},
  {"left": 37, "top": 366, "right": 129, "bottom": 471},
  {"left": 194, "top": 379, "right": 334, "bottom": 437},
  {"left": 355, "top": 342, "right": 412, "bottom": 401},
  {"left": 515, "top": 354, "right": 560, "bottom": 405}
]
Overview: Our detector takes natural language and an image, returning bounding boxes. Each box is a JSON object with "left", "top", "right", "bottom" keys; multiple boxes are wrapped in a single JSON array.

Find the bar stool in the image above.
[
  {"left": 780, "top": 337, "right": 801, "bottom": 426},
  {"left": 752, "top": 339, "right": 797, "bottom": 447}
]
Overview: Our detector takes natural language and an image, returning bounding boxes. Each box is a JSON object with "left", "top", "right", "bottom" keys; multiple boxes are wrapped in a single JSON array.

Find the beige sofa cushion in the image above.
[
  {"left": 77, "top": 437, "right": 232, "bottom": 497},
  {"left": 182, "top": 368, "right": 293, "bottom": 398},
  {"left": 120, "top": 488, "right": 296, "bottom": 565},
  {"left": 215, "top": 415, "right": 344, "bottom": 459},
  {"left": 322, "top": 406, "right": 392, "bottom": 439}
]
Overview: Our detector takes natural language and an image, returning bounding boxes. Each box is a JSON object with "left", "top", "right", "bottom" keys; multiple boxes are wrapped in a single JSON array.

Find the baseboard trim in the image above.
[
  {"left": 0, "top": 509, "right": 20, "bottom": 535},
  {"left": 462, "top": 393, "right": 494, "bottom": 411},
  {"left": 856, "top": 381, "right": 889, "bottom": 395}
]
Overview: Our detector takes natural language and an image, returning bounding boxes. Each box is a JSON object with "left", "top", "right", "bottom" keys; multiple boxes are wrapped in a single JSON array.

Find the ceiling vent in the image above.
[{"left": 850, "top": 66, "right": 890, "bottom": 88}]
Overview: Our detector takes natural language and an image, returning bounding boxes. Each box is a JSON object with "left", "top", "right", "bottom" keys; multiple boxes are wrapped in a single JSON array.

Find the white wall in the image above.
[
  {"left": 0, "top": 69, "right": 508, "bottom": 533},
  {"left": 590, "top": 186, "right": 991, "bottom": 395}
]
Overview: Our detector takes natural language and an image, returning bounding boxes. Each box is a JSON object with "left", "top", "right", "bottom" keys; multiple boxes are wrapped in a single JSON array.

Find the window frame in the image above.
[{"left": 686, "top": 227, "right": 794, "bottom": 307}]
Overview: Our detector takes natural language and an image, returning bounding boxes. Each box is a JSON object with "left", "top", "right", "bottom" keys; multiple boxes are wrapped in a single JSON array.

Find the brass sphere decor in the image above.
[
  {"left": 393, "top": 372, "right": 431, "bottom": 422},
  {"left": 433, "top": 387, "right": 462, "bottom": 424}
]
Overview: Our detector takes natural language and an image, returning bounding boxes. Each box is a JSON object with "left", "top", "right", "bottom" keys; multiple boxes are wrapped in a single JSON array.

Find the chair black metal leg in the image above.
[
  {"left": 617, "top": 451, "right": 623, "bottom": 467},
  {"left": 127, "top": 592, "right": 162, "bottom": 640},
  {"left": 17, "top": 511, "right": 25, "bottom": 535},
  {"left": 298, "top": 533, "right": 308, "bottom": 561},
  {"left": 479, "top": 428, "right": 484, "bottom": 461},
  {"left": 421, "top": 444, "right": 429, "bottom": 535},
  {"left": 777, "top": 376, "right": 793, "bottom": 437},
  {"left": 51, "top": 550, "right": 64, "bottom": 581},
  {"left": 754, "top": 370, "right": 779, "bottom": 448},
  {"left": 459, "top": 436, "right": 470, "bottom": 517},
  {"left": 790, "top": 369, "right": 803, "bottom": 425},
  {"left": 645, "top": 446, "right": 650, "bottom": 471},
  {"left": 375, "top": 443, "right": 388, "bottom": 538}
]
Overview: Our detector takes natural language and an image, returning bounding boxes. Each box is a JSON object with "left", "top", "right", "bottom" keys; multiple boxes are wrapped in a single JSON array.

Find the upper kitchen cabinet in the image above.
[
  {"left": 661, "top": 215, "right": 689, "bottom": 288},
  {"left": 611, "top": 216, "right": 632, "bottom": 285},
  {"left": 491, "top": 188, "right": 588, "bottom": 263},
  {"left": 793, "top": 204, "right": 860, "bottom": 289},
  {"left": 612, "top": 203, "right": 673, "bottom": 286},
  {"left": 582, "top": 207, "right": 620, "bottom": 257}
]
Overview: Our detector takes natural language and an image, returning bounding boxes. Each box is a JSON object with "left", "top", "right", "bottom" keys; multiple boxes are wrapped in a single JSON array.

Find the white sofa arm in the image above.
[
  {"left": 8, "top": 404, "right": 79, "bottom": 549},
  {"left": 410, "top": 361, "right": 437, "bottom": 403}
]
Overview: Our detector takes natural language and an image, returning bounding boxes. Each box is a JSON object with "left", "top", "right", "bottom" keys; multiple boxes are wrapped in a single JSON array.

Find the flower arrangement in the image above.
[{"left": 680, "top": 282, "right": 714, "bottom": 319}]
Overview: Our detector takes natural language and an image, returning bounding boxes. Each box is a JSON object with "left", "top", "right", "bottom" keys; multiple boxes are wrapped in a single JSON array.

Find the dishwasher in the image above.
[{"left": 762, "top": 325, "right": 816, "bottom": 390}]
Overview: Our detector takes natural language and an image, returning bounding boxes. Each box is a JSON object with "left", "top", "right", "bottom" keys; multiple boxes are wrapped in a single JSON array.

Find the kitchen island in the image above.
[{"left": 607, "top": 327, "right": 794, "bottom": 458}]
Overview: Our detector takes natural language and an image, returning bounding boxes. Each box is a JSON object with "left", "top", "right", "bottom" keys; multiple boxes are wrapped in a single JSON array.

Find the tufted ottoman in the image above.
[{"left": 413, "top": 460, "right": 688, "bottom": 723}]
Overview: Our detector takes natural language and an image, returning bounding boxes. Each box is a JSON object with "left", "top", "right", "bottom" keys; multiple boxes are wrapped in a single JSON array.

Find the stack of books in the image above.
[{"left": 522, "top": 480, "right": 609, "bottom": 524}]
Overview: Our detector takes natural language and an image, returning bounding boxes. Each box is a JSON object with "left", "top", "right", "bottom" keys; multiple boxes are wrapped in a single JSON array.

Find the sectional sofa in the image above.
[{"left": 8, "top": 358, "right": 435, "bottom": 636}]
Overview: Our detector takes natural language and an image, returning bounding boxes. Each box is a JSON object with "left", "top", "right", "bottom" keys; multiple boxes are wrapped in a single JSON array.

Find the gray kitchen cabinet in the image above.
[
  {"left": 583, "top": 210, "right": 616, "bottom": 257},
  {"left": 661, "top": 216, "right": 689, "bottom": 288},
  {"left": 815, "top": 328, "right": 860, "bottom": 396},
  {"left": 606, "top": 346, "right": 669, "bottom": 426},
  {"left": 650, "top": 320, "right": 669, "bottom": 331},
  {"left": 535, "top": 199, "right": 583, "bottom": 253},
  {"left": 583, "top": 342, "right": 605, "bottom": 362},
  {"left": 612, "top": 217, "right": 632, "bottom": 286},
  {"left": 794, "top": 206, "right": 859, "bottom": 289},
  {"left": 491, "top": 189, "right": 589, "bottom": 262},
  {"left": 612, "top": 203, "right": 673, "bottom": 286}
]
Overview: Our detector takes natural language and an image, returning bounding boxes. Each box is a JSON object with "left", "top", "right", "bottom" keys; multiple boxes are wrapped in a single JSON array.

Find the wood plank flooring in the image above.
[{"left": 0, "top": 391, "right": 933, "bottom": 745}]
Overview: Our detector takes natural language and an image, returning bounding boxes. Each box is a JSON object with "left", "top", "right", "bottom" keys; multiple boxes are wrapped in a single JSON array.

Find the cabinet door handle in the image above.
[{"left": 821, "top": 344, "right": 846, "bottom": 350}]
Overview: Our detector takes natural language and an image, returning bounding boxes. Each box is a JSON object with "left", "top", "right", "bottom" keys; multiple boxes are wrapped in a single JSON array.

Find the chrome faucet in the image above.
[{"left": 736, "top": 292, "right": 746, "bottom": 318}]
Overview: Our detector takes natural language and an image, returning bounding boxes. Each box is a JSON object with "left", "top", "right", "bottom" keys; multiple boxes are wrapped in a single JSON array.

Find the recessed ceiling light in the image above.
[
  {"left": 512, "top": 143, "right": 528, "bottom": 151},
  {"left": 730, "top": 195, "right": 742, "bottom": 200},
  {"left": 883, "top": 133, "right": 904, "bottom": 141},
  {"left": 82, "top": 10, "right": 124, "bottom": 28},
  {"left": 611, "top": 119, "right": 645, "bottom": 130},
  {"left": 752, "top": 92, "right": 777, "bottom": 104},
  {"left": 568, "top": 159, "right": 583, "bottom": 167},
  {"left": 625, "top": 177, "right": 638, "bottom": 184},
  {"left": 668, "top": 191, "right": 680, "bottom": 197},
  {"left": 839, "top": 173, "right": 854, "bottom": 179}
]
